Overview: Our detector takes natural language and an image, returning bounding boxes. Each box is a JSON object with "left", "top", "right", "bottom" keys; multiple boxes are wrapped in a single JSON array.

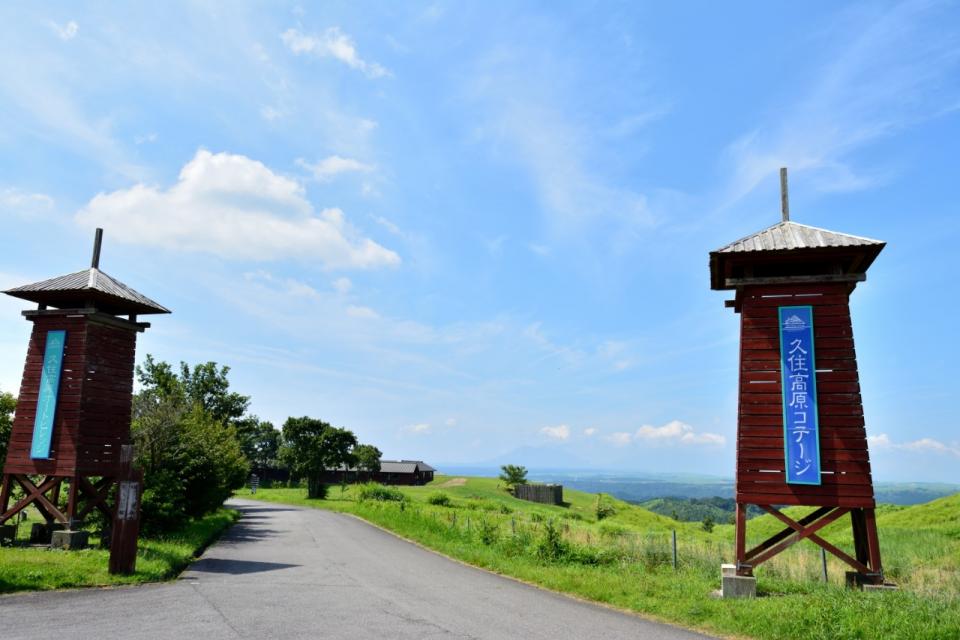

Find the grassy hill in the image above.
[{"left": 250, "top": 476, "right": 959, "bottom": 639}]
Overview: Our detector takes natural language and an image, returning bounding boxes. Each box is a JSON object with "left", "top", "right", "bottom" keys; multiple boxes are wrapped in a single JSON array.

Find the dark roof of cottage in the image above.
[
  {"left": 714, "top": 220, "right": 884, "bottom": 254},
  {"left": 4, "top": 268, "right": 170, "bottom": 315},
  {"left": 327, "top": 459, "right": 435, "bottom": 474}
]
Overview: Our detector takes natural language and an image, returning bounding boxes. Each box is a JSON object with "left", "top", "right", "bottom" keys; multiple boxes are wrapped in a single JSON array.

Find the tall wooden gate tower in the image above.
[
  {"left": 710, "top": 170, "right": 887, "bottom": 586},
  {"left": 0, "top": 229, "right": 168, "bottom": 532}
]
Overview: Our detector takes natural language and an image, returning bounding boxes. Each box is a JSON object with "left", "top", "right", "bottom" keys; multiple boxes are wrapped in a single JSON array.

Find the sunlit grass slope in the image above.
[{"left": 250, "top": 476, "right": 960, "bottom": 640}]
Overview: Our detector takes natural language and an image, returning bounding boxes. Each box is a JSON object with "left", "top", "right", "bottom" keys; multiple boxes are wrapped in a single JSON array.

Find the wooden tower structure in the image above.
[
  {"left": 709, "top": 169, "right": 887, "bottom": 585},
  {"left": 0, "top": 229, "right": 169, "bottom": 530}
]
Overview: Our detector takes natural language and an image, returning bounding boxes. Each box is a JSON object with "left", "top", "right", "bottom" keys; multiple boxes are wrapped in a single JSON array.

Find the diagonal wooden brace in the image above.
[
  {"left": 746, "top": 505, "right": 854, "bottom": 569},
  {"left": 743, "top": 505, "right": 832, "bottom": 562},
  {"left": 758, "top": 505, "right": 871, "bottom": 574},
  {"left": 77, "top": 476, "right": 116, "bottom": 520},
  {"left": 4, "top": 475, "right": 68, "bottom": 524}
]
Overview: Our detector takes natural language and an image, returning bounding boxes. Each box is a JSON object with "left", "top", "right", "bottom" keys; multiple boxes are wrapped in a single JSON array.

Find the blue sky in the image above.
[{"left": 1, "top": 1, "right": 958, "bottom": 481}]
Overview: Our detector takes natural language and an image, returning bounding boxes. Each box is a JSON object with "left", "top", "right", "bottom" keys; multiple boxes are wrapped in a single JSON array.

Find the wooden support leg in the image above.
[
  {"left": 0, "top": 475, "right": 11, "bottom": 521},
  {"left": 735, "top": 502, "right": 748, "bottom": 574},
  {"left": 851, "top": 508, "right": 869, "bottom": 566},
  {"left": 66, "top": 476, "right": 80, "bottom": 526},
  {"left": 863, "top": 508, "right": 884, "bottom": 582}
]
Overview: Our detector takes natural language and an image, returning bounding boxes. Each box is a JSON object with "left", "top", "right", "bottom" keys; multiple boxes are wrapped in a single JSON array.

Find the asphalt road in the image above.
[{"left": 0, "top": 499, "right": 714, "bottom": 639}]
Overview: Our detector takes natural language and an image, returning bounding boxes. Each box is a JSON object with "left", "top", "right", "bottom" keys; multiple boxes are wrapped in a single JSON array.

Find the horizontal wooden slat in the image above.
[
  {"left": 737, "top": 493, "right": 875, "bottom": 508},
  {"left": 738, "top": 471, "right": 873, "bottom": 486},
  {"left": 739, "top": 448, "right": 870, "bottom": 462}
]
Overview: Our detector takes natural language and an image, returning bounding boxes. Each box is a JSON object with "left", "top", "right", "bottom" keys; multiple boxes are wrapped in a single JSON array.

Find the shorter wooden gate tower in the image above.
[
  {"left": 0, "top": 229, "right": 168, "bottom": 534},
  {"left": 710, "top": 170, "right": 887, "bottom": 585}
]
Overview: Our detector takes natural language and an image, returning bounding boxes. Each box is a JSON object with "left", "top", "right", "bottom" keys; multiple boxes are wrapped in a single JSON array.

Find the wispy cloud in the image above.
[
  {"left": 722, "top": 0, "right": 960, "bottom": 205},
  {"left": 76, "top": 149, "right": 400, "bottom": 269},
  {"left": 869, "top": 433, "right": 960, "bottom": 457},
  {"left": 281, "top": 27, "right": 390, "bottom": 78},
  {"left": 405, "top": 423, "right": 433, "bottom": 435},
  {"left": 539, "top": 424, "right": 570, "bottom": 441},
  {"left": 297, "top": 155, "right": 374, "bottom": 181},
  {"left": 0, "top": 188, "right": 55, "bottom": 218},
  {"left": 606, "top": 421, "right": 725, "bottom": 447},
  {"left": 49, "top": 21, "right": 78, "bottom": 41},
  {"left": 465, "top": 46, "right": 656, "bottom": 242}
]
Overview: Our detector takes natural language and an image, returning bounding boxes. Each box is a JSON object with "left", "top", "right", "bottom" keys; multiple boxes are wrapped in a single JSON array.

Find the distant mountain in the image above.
[
  {"left": 477, "top": 445, "right": 595, "bottom": 471},
  {"left": 431, "top": 465, "right": 960, "bottom": 508}
]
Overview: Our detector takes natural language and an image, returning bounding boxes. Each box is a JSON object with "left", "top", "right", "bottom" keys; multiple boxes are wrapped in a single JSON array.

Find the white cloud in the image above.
[
  {"left": 260, "top": 106, "right": 284, "bottom": 122},
  {"left": 583, "top": 427, "right": 597, "bottom": 437},
  {"left": 281, "top": 27, "right": 390, "bottom": 78},
  {"left": 869, "top": 433, "right": 960, "bottom": 457},
  {"left": 1, "top": 188, "right": 55, "bottom": 218},
  {"left": 332, "top": 277, "right": 353, "bottom": 294},
  {"left": 75, "top": 149, "right": 400, "bottom": 270},
  {"left": 539, "top": 424, "right": 570, "bottom": 441},
  {"left": 405, "top": 423, "right": 432, "bottom": 435},
  {"left": 722, "top": 2, "right": 960, "bottom": 205},
  {"left": 297, "top": 155, "right": 374, "bottom": 181},
  {"left": 606, "top": 432, "right": 632, "bottom": 447},
  {"left": 50, "top": 21, "right": 78, "bottom": 41},
  {"left": 445, "top": 418, "right": 457, "bottom": 427},
  {"left": 346, "top": 305, "right": 379, "bottom": 319},
  {"left": 134, "top": 132, "right": 158, "bottom": 145},
  {"left": 635, "top": 420, "right": 725, "bottom": 446}
]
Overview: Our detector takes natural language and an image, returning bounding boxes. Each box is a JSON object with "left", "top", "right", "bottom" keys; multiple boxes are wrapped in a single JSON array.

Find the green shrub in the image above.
[
  {"left": 427, "top": 491, "right": 451, "bottom": 506},
  {"left": 356, "top": 483, "right": 405, "bottom": 502},
  {"left": 530, "top": 512, "right": 545, "bottom": 523},
  {"left": 535, "top": 520, "right": 570, "bottom": 562},
  {"left": 561, "top": 511, "right": 583, "bottom": 521},
  {"left": 497, "top": 503, "right": 513, "bottom": 514},
  {"left": 477, "top": 519, "right": 499, "bottom": 546},
  {"left": 595, "top": 494, "right": 616, "bottom": 521}
]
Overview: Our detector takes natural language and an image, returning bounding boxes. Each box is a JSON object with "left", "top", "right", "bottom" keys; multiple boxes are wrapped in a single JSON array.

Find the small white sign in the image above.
[{"left": 118, "top": 481, "right": 140, "bottom": 521}]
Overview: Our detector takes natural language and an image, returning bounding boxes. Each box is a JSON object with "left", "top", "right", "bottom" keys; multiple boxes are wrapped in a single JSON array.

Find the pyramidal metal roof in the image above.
[
  {"left": 4, "top": 268, "right": 170, "bottom": 315},
  {"left": 714, "top": 220, "right": 884, "bottom": 254}
]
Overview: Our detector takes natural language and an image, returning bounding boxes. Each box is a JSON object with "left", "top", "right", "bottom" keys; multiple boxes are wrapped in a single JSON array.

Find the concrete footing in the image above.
[
  {"left": 0, "top": 524, "right": 16, "bottom": 545},
  {"left": 721, "top": 564, "right": 756, "bottom": 598},
  {"left": 845, "top": 571, "right": 898, "bottom": 591},
  {"left": 51, "top": 529, "right": 89, "bottom": 550}
]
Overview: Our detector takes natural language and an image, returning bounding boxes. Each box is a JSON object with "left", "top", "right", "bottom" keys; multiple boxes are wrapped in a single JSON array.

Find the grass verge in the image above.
[
  {"left": 249, "top": 479, "right": 960, "bottom": 640},
  {"left": 0, "top": 508, "right": 239, "bottom": 594}
]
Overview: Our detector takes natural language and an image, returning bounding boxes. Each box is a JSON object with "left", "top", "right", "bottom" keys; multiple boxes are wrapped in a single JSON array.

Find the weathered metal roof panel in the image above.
[
  {"left": 4, "top": 268, "right": 169, "bottom": 314},
  {"left": 716, "top": 221, "right": 883, "bottom": 254}
]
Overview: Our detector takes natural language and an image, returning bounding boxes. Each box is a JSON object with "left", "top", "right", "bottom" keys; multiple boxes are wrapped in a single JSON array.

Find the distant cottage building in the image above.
[{"left": 323, "top": 460, "right": 436, "bottom": 486}]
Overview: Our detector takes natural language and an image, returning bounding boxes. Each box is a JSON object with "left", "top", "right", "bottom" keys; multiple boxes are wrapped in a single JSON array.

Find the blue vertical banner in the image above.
[
  {"left": 778, "top": 307, "right": 822, "bottom": 485},
  {"left": 30, "top": 330, "right": 66, "bottom": 459}
]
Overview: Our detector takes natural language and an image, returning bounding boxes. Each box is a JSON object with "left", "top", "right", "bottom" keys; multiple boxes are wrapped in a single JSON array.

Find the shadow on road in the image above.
[{"left": 186, "top": 558, "right": 300, "bottom": 575}]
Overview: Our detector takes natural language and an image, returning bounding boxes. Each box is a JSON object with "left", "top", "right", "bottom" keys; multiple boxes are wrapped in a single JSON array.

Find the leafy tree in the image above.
[
  {"left": 132, "top": 356, "right": 249, "bottom": 533},
  {"left": 280, "top": 417, "right": 358, "bottom": 498},
  {"left": 0, "top": 391, "right": 15, "bottom": 467},
  {"left": 499, "top": 464, "right": 528, "bottom": 494},
  {"left": 137, "top": 355, "right": 250, "bottom": 426},
  {"left": 701, "top": 515, "right": 715, "bottom": 533},
  {"left": 354, "top": 444, "right": 382, "bottom": 479},
  {"left": 235, "top": 416, "right": 281, "bottom": 471}
]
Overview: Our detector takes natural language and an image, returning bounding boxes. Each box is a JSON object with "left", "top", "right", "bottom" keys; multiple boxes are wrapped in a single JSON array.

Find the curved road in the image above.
[{"left": 0, "top": 499, "right": 713, "bottom": 639}]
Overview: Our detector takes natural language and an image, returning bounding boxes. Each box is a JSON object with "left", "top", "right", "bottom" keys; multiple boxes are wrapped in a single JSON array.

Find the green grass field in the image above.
[
  {"left": 250, "top": 476, "right": 960, "bottom": 640},
  {"left": 0, "top": 508, "right": 238, "bottom": 594}
]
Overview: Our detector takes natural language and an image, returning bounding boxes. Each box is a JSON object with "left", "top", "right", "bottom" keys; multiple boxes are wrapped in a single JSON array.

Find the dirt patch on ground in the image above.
[{"left": 436, "top": 478, "right": 467, "bottom": 488}]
